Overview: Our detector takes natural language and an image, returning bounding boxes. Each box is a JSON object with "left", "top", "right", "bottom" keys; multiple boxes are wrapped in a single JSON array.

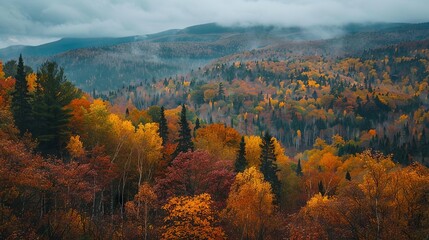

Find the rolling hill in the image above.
[{"left": 1, "top": 22, "right": 429, "bottom": 91}]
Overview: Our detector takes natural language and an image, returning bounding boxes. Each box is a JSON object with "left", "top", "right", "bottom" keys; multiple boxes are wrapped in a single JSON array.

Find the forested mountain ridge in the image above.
[
  {"left": 3, "top": 22, "right": 429, "bottom": 91},
  {"left": 104, "top": 38, "right": 429, "bottom": 165}
]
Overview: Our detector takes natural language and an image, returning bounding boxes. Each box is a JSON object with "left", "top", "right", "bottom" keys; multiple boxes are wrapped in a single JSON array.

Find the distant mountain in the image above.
[
  {"left": 1, "top": 22, "right": 429, "bottom": 91},
  {"left": 0, "top": 22, "right": 415, "bottom": 59},
  {"left": 0, "top": 36, "right": 145, "bottom": 60}
]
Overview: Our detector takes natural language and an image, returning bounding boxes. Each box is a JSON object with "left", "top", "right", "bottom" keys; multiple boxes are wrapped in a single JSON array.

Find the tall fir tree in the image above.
[
  {"left": 173, "top": 104, "right": 194, "bottom": 157},
  {"left": 218, "top": 82, "right": 225, "bottom": 100},
  {"left": 193, "top": 117, "right": 201, "bottom": 137},
  {"left": 259, "top": 132, "right": 281, "bottom": 199},
  {"left": 159, "top": 106, "right": 168, "bottom": 146},
  {"left": 125, "top": 108, "right": 130, "bottom": 118},
  {"left": 345, "top": 171, "right": 351, "bottom": 181},
  {"left": 234, "top": 136, "right": 247, "bottom": 173},
  {"left": 318, "top": 180, "right": 326, "bottom": 196},
  {"left": 32, "top": 61, "right": 80, "bottom": 156},
  {"left": 296, "top": 159, "right": 303, "bottom": 176},
  {"left": 11, "top": 54, "right": 32, "bottom": 135}
]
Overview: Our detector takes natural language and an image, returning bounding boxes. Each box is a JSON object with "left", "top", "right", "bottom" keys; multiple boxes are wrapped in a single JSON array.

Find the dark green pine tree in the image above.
[
  {"left": 32, "top": 61, "right": 80, "bottom": 156},
  {"left": 259, "top": 132, "right": 281, "bottom": 199},
  {"left": 11, "top": 54, "right": 32, "bottom": 135},
  {"left": 345, "top": 170, "right": 351, "bottom": 181},
  {"left": 173, "top": 104, "right": 194, "bottom": 157},
  {"left": 318, "top": 180, "right": 326, "bottom": 196},
  {"left": 125, "top": 108, "right": 130, "bottom": 118},
  {"left": 234, "top": 136, "right": 247, "bottom": 173},
  {"left": 296, "top": 159, "right": 303, "bottom": 176},
  {"left": 158, "top": 106, "right": 168, "bottom": 146},
  {"left": 193, "top": 117, "right": 201, "bottom": 137},
  {"left": 218, "top": 82, "right": 225, "bottom": 100}
]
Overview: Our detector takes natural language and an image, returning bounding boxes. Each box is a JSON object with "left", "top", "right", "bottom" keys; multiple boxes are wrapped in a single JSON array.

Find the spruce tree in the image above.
[
  {"left": 218, "top": 82, "right": 225, "bottom": 100},
  {"left": 32, "top": 61, "right": 80, "bottom": 156},
  {"left": 345, "top": 171, "right": 351, "bottom": 181},
  {"left": 159, "top": 106, "right": 168, "bottom": 146},
  {"left": 318, "top": 180, "right": 325, "bottom": 196},
  {"left": 173, "top": 104, "right": 193, "bottom": 157},
  {"left": 125, "top": 108, "right": 129, "bottom": 118},
  {"left": 234, "top": 136, "right": 247, "bottom": 173},
  {"left": 11, "top": 54, "right": 32, "bottom": 135},
  {"left": 259, "top": 132, "right": 281, "bottom": 199},
  {"left": 194, "top": 117, "right": 201, "bottom": 137},
  {"left": 296, "top": 159, "right": 303, "bottom": 176}
]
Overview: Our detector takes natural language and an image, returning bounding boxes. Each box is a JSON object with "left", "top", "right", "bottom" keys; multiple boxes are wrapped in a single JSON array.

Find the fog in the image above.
[{"left": 1, "top": 0, "right": 429, "bottom": 48}]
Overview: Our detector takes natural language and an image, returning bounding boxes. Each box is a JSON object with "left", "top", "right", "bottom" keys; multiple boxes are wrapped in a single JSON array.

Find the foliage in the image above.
[
  {"left": 155, "top": 150, "right": 234, "bottom": 207},
  {"left": 66, "top": 135, "right": 85, "bottom": 159},
  {"left": 260, "top": 132, "right": 281, "bottom": 199},
  {"left": 125, "top": 183, "right": 157, "bottom": 240},
  {"left": 2, "top": 33, "right": 429, "bottom": 239},
  {"left": 161, "top": 193, "right": 225, "bottom": 240},
  {"left": 32, "top": 61, "right": 81, "bottom": 155},
  {"left": 224, "top": 167, "right": 276, "bottom": 239},
  {"left": 244, "top": 135, "right": 262, "bottom": 167},
  {"left": 290, "top": 151, "right": 429, "bottom": 240},
  {"left": 195, "top": 123, "right": 241, "bottom": 162}
]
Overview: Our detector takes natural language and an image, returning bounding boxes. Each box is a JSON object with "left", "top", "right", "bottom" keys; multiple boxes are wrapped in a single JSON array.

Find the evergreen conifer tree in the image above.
[
  {"left": 318, "top": 180, "right": 325, "bottom": 195},
  {"left": 159, "top": 106, "right": 168, "bottom": 146},
  {"left": 234, "top": 136, "right": 247, "bottom": 172},
  {"left": 193, "top": 117, "right": 201, "bottom": 137},
  {"left": 259, "top": 132, "right": 281, "bottom": 199},
  {"left": 11, "top": 54, "right": 32, "bottom": 135},
  {"left": 218, "top": 82, "right": 225, "bottom": 100},
  {"left": 32, "top": 61, "right": 80, "bottom": 155},
  {"left": 173, "top": 104, "right": 193, "bottom": 157},
  {"left": 345, "top": 171, "right": 351, "bottom": 181},
  {"left": 296, "top": 159, "right": 303, "bottom": 176}
]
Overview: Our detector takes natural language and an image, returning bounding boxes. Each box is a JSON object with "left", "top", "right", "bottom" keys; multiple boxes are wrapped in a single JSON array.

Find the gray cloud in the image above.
[{"left": 1, "top": 0, "right": 428, "bottom": 48}]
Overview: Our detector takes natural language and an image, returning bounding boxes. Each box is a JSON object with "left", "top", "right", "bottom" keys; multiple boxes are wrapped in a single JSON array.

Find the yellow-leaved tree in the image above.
[
  {"left": 244, "top": 135, "right": 262, "bottom": 167},
  {"left": 195, "top": 123, "right": 241, "bottom": 162},
  {"left": 67, "top": 135, "right": 85, "bottom": 159},
  {"left": 134, "top": 122, "right": 163, "bottom": 184},
  {"left": 224, "top": 167, "right": 275, "bottom": 239},
  {"left": 26, "top": 72, "right": 37, "bottom": 92}
]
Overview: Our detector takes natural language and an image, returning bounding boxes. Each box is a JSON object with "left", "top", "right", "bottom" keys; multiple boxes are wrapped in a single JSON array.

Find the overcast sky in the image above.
[{"left": 1, "top": 0, "right": 429, "bottom": 48}]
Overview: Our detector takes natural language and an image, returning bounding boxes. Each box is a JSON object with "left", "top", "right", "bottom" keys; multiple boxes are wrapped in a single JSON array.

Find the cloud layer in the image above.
[{"left": 1, "top": 0, "right": 429, "bottom": 48}]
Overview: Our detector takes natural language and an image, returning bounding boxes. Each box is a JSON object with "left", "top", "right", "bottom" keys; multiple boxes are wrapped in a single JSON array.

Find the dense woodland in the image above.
[{"left": 1, "top": 39, "right": 429, "bottom": 239}]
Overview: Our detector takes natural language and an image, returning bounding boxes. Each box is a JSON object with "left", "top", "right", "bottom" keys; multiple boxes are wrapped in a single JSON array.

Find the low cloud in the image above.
[{"left": 0, "top": 0, "right": 428, "bottom": 48}]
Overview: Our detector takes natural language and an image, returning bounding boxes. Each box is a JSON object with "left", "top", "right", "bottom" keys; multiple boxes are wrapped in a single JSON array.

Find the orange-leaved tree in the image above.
[{"left": 161, "top": 193, "right": 225, "bottom": 240}]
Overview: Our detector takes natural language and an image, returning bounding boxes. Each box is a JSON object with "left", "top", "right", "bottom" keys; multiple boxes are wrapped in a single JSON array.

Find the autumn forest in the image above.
[{"left": 1, "top": 22, "right": 429, "bottom": 240}]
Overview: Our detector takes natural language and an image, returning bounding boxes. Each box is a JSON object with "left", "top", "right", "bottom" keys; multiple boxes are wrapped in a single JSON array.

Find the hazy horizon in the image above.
[{"left": 1, "top": 0, "right": 429, "bottom": 48}]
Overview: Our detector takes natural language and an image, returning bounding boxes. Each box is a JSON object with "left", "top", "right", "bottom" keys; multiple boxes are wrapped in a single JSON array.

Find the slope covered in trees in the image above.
[
  {"left": 3, "top": 22, "right": 429, "bottom": 91},
  {"left": 0, "top": 37, "right": 428, "bottom": 239},
  {"left": 105, "top": 39, "right": 429, "bottom": 165}
]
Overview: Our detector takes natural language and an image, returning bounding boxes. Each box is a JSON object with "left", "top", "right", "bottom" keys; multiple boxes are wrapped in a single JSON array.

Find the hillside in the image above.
[
  {"left": 3, "top": 22, "right": 429, "bottom": 91},
  {"left": 1, "top": 22, "right": 429, "bottom": 239},
  {"left": 105, "top": 38, "right": 429, "bottom": 165},
  {"left": 0, "top": 36, "right": 144, "bottom": 60}
]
